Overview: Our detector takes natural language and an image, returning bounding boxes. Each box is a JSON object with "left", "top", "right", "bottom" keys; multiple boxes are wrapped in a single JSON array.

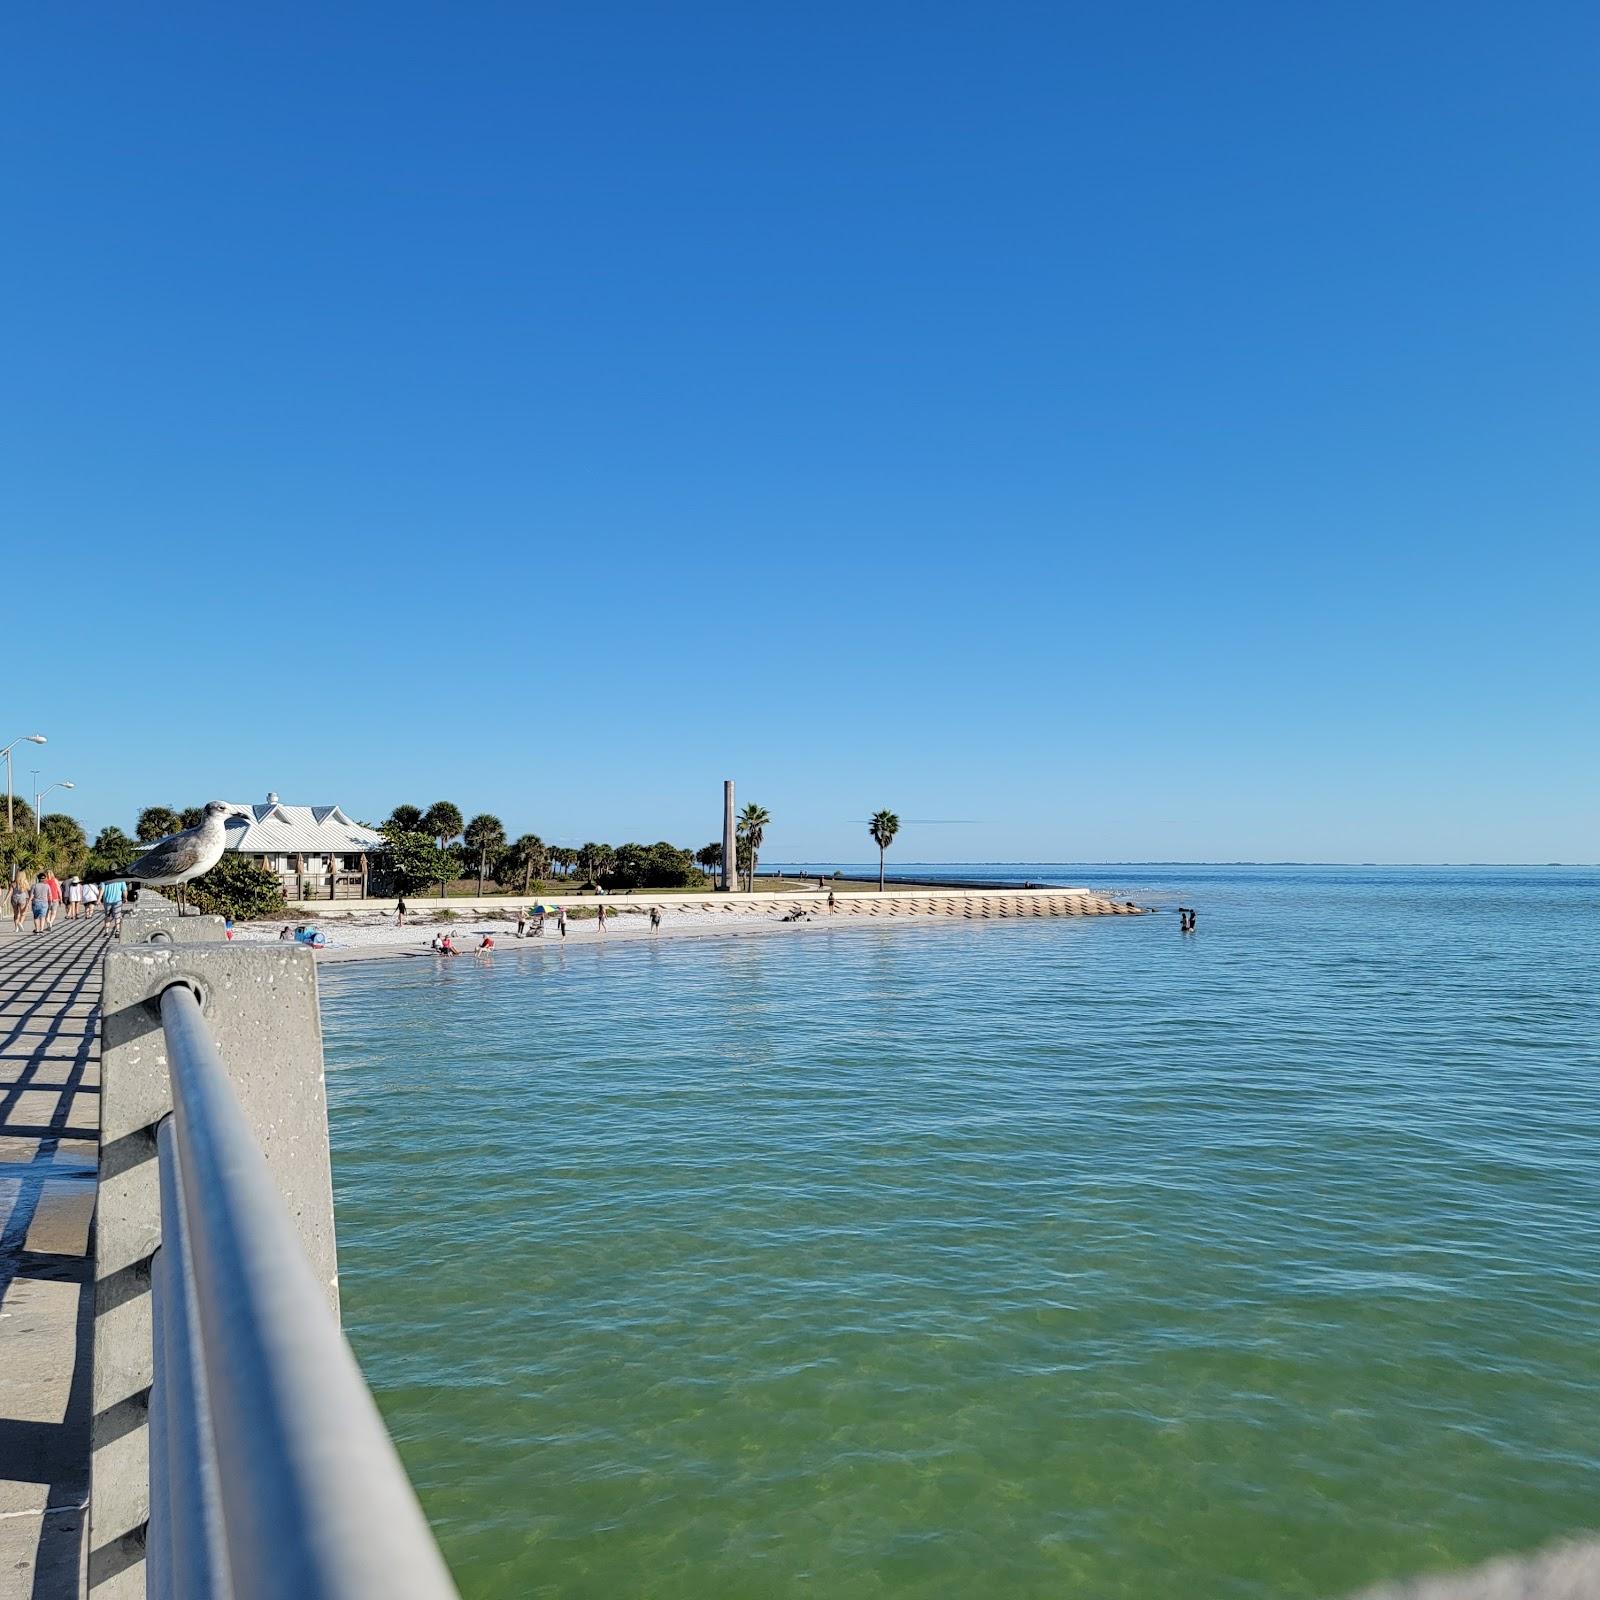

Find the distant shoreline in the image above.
[{"left": 757, "top": 871, "right": 1046, "bottom": 891}]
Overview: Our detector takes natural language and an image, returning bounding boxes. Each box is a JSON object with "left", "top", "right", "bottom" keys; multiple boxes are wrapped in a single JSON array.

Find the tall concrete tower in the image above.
[{"left": 721, "top": 780, "right": 737, "bottom": 892}]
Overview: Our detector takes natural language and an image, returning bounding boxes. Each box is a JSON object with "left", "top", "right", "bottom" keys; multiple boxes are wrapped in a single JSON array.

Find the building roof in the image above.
[{"left": 222, "top": 794, "right": 386, "bottom": 856}]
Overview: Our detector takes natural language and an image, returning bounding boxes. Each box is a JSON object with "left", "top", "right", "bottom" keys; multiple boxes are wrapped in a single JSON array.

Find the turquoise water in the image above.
[{"left": 319, "top": 867, "right": 1600, "bottom": 1598}]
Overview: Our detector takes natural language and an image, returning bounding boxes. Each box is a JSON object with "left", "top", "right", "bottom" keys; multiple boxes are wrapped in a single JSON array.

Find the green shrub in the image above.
[
  {"left": 371, "top": 826, "right": 460, "bottom": 897},
  {"left": 183, "top": 854, "right": 288, "bottom": 921}
]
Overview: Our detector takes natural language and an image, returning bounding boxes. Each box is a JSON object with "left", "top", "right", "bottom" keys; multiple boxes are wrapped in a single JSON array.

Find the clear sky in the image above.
[{"left": 6, "top": 3, "right": 1597, "bottom": 862}]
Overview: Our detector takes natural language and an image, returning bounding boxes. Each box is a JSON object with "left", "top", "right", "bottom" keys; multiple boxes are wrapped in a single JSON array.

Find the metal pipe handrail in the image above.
[
  {"left": 156, "top": 982, "right": 459, "bottom": 1600},
  {"left": 153, "top": 1118, "right": 232, "bottom": 1600}
]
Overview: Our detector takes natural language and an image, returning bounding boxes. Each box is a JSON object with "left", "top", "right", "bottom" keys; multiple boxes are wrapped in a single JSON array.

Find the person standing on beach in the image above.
[
  {"left": 596, "top": 903, "right": 607, "bottom": 933},
  {"left": 558, "top": 907, "right": 567, "bottom": 938},
  {"left": 650, "top": 906, "right": 661, "bottom": 933},
  {"left": 395, "top": 896, "right": 408, "bottom": 928}
]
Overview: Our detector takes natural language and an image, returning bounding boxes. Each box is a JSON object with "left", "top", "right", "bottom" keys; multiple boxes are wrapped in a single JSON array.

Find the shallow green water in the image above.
[{"left": 319, "top": 867, "right": 1600, "bottom": 1598}]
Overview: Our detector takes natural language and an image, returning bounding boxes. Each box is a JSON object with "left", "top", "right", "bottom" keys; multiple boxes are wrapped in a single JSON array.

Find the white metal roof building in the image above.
[{"left": 223, "top": 793, "right": 386, "bottom": 899}]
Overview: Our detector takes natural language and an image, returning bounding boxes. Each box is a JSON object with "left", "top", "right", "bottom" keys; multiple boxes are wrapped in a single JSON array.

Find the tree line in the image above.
[
  {"left": 376, "top": 803, "right": 712, "bottom": 898},
  {"left": 1, "top": 794, "right": 905, "bottom": 912}
]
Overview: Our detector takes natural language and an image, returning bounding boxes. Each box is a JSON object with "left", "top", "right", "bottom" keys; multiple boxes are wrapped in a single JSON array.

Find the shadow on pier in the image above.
[{"left": 0, "top": 920, "right": 105, "bottom": 1599}]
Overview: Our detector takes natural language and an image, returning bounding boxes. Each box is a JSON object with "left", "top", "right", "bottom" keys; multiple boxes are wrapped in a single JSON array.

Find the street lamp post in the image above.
[
  {"left": 33, "top": 780, "right": 74, "bottom": 835},
  {"left": 1, "top": 734, "right": 46, "bottom": 831}
]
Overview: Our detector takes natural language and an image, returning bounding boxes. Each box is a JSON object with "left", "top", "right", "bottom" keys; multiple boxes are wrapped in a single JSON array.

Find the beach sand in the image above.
[
  {"left": 236, "top": 903, "right": 811, "bottom": 962},
  {"left": 236, "top": 888, "right": 1145, "bottom": 965}
]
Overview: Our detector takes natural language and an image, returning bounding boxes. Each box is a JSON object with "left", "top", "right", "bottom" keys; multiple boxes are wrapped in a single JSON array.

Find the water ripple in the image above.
[{"left": 320, "top": 867, "right": 1600, "bottom": 1600}]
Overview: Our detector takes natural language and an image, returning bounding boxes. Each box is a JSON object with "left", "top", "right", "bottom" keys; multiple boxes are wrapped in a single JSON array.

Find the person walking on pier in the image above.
[
  {"left": 101, "top": 877, "right": 127, "bottom": 935},
  {"left": 10, "top": 869, "right": 29, "bottom": 932},
  {"left": 44, "top": 871, "right": 61, "bottom": 928},
  {"left": 31, "top": 874, "right": 51, "bottom": 933}
]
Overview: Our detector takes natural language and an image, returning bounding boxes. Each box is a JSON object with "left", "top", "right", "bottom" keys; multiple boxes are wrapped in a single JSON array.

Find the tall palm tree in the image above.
[
  {"left": 463, "top": 814, "right": 507, "bottom": 895},
  {"left": 868, "top": 809, "right": 900, "bottom": 892},
  {"left": 507, "top": 833, "right": 548, "bottom": 893},
  {"left": 737, "top": 803, "right": 770, "bottom": 891},
  {"left": 421, "top": 802, "right": 464, "bottom": 896},
  {"left": 387, "top": 803, "right": 424, "bottom": 832}
]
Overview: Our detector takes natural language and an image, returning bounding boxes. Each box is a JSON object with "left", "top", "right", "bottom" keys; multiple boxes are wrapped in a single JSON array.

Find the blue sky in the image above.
[{"left": 6, "top": 3, "right": 1597, "bottom": 861}]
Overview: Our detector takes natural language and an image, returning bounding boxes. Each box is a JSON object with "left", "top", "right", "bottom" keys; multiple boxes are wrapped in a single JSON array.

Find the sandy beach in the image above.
[
  {"left": 236, "top": 887, "right": 1145, "bottom": 964},
  {"left": 236, "top": 903, "right": 815, "bottom": 961}
]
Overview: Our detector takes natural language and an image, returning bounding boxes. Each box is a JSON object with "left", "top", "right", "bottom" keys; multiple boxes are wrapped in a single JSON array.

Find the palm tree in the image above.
[
  {"left": 507, "top": 833, "right": 548, "bottom": 894},
  {"left": 463, "top": 814, "right": 507, "bottom": 895},
  {"left": 868, "top": 809, "right": 900, "bottom": 892},
  {"left": 136, "top": 806, "right": 181, "bottom": 843},
  {"left": 421, "top": 802, "right": 464, "bottom": 896},
  {"left": 696, "top": 842, "right": 723, "bottom": 880},
  {"left": 387, "top": 803, "right": 425, "bottom": 832},
  {"left": 736, "top": 803, "right": 770, "bottom": 891},
  {"left": 179, "top": 806, "right": 204, "bottom": 829},
  {"left": 421, "top": 801, "right": 463, "bottom": 847},
  {"left": 577, "top": 842, "right": 615, "bottom": 888}
]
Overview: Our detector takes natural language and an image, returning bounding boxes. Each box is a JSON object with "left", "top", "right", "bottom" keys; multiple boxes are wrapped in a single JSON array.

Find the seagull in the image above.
[{"left": 88, "top": 801, "right": 250, "bottom": 913}]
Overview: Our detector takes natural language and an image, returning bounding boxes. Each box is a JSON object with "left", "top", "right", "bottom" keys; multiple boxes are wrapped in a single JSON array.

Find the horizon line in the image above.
[{"left": 763, "top": 860, "right": 1600, "bottom": 869}]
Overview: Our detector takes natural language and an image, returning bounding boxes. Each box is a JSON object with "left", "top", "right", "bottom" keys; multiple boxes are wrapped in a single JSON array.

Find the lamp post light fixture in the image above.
[
  {"left": 34, "top": 780, "right": 74, "bottom": 836},
  {"left": 1, "top": 733, "right": 46, "bottom": 831}
]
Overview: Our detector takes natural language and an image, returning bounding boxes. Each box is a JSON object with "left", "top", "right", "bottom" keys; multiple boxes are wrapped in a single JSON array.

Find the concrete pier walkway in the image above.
[{"left": 0, "top": 919, "right": 105, "bottom": 1600}]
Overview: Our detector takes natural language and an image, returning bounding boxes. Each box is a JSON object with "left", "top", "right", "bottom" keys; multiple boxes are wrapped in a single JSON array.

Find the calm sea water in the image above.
[{"left": 319, "top": 866, "right": 1600, "bottom": 1599}]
